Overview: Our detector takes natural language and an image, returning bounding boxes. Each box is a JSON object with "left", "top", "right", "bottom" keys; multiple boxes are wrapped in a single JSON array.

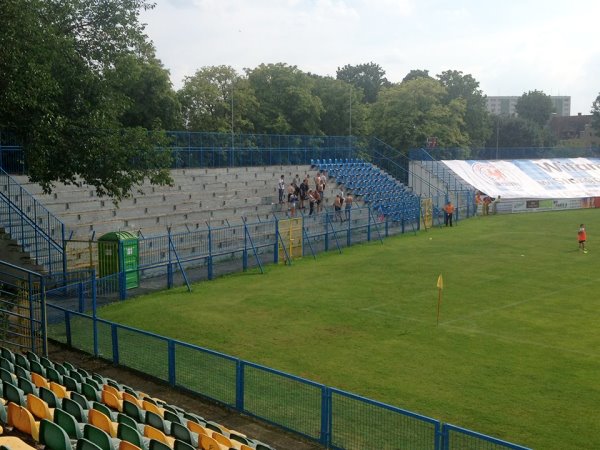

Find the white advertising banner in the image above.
[{"left": 442, "top": 158, "right": 600, "bottom": 199}]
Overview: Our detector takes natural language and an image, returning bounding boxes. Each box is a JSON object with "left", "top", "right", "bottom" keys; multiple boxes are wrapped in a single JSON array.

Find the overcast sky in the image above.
[{"left": 140, "top": 0, "right": 599, "bottom": 115}]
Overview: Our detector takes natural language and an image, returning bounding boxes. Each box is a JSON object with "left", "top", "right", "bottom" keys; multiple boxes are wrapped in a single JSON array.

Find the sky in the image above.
[{"left": 140, "top": 0, "right": 600, "bottom": 115}]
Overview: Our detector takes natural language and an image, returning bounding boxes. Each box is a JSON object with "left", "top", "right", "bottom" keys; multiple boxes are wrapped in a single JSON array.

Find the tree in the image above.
[
  {"left": 402, "top": 69, "right": 432, "bottom": 83},
  {"left": 311, "top": 75, "right": 370, "bottom": 136},
  {"left": 437, "top": 70, "right": 491, "bottom": 147},
  {"left": 485, "top": 116, "right": 546, "bottom": 148},
  {"left": 515, "top": 90, "right": 554, "bottom": 128},
  {"left": 178, "top": 65, "right": 257, "bottom": 133},
  {"left": 0, "top": 0, "right": 173, "bottom": 201},
  {"left": 336, "top": 62, "right": 390, "bottom": 104},
  {"left": 591, "top": 93, "right": 600, "bottom": 138},
  {"left": 371, "top": 78, "right": 468, "bottom": 152},
  {"left": 245, "top": 63, "right": 323, "bottom": 135},
  {"left": 108, "top": 51, "right": 183, "bottom": 130}
]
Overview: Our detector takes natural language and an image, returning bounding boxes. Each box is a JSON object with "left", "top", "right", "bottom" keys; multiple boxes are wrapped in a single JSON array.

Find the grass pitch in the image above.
[{"left": 96, "top": 209, "right": 600, "bottom": 450}]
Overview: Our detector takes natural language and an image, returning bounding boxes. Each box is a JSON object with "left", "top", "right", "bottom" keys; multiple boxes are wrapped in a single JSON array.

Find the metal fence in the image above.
[{"left": 46, "top": 302, "right": 531, "bottom": 450}]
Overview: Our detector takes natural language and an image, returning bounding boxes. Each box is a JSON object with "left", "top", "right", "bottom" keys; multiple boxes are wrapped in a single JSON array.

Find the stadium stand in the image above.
[{"left": 0, "top": 346, "right": 278, "bottom": 450}]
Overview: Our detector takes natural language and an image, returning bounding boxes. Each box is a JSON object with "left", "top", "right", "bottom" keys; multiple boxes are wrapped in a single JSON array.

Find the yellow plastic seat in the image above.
[
  {"left": 121, "top": 392, "right": 143, "bottom": 409},
  {"left": 198, "top": 434, "right": 228, "bottom": 450},
  {"left": 7, "top": 402, "right": 40, "bottom": 442},
  {"left": 102, "top": 390, "right": 124, "bottom": 413},
  {"left": 103, "top": 385, "right": 123, "bottom": 400},
  {"left": 143, "top": 425, "right": 174, "bottom": 449},
  {"left": 119, "top": 440, "right": 142, "bottom": 450},
  {"left": 49, "top": 381, "right": 69, "bottom": 399},
  {"left": 30, "top": 373, "right": 50, "bottom": 390},
  {"left": 26, "top": 393, "right": 54, "bottom": 421},
  {"left": 141, "top": 400, "right": 164, "bottom": 418},
  {"left": 186, "top": 420, "right": 210, "bottom": 436},
  {"left": 89, "top": 408, "right": 119, "bottom": 438}
]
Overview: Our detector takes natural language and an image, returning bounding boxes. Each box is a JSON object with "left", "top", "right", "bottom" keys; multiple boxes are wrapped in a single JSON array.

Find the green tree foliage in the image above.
[
  {"left": 371, "top": 78, "right": 468, "bottom": 152},
  {"left": 246, "top": 63, "right": 323, "bottom": 134},
  {"left": 591, "top": 93, "right": 600, "bottom": 137},
  {"left": 402, "top": 69, "right": 432, "bottom": 83},
  {"left": 0, "top": 0, "right": 174, "bottom": 200},
  {"left": 486, "top": 116, "right": 548, "bottom": 148},
  {"left": 108, "top": 51, "right": 183, "bottom": 130},
  {"left": 310, "top": 76, "right": 370, "bottom": 136},
  {"left": 336, "top": 62, "right": 390, "bottom": 104},
  {"left": 515, "top": 90, "right": 554, "bottom": 127},
  {"left": 178, "top": 65, "right": 257, "bottom": 133},
  {"left": 437, "top": 70, "right": 491, "bottom": 147}
]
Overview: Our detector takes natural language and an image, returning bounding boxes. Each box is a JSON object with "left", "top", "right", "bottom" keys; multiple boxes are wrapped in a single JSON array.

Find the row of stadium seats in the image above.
[
  {"left": 312, "top": 159, "right": 421, "bottom": 222},
  {"left": 0, "top": 346, "right": 275, "bottom": 450}
]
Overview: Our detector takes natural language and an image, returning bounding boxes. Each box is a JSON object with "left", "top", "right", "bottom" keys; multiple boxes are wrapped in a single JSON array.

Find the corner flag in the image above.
[{"left": 436, "top": 274, "right": 443, "bottom": 325}]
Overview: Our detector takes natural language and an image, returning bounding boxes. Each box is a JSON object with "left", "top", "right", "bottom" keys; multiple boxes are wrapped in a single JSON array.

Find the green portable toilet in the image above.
[{"left": 98, "top": 231, "right": 139, "bottom": 289}]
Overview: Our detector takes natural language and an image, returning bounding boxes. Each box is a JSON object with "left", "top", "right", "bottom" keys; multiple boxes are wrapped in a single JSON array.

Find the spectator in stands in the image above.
[
  {"left": 444, "top": 201, "right": 455, "bottom": 227},
  {"left": 299, "top": 178, "right": 309, "bottom": 210},
  {"left": 308, "top": 190, "right": 317, "bottom": 215},
  {"left": 289, "top": 191, "right": 298, "bottom": 217},
  {"left": 334, "top": 195, "right": 343, "bottom": 222},
  {"left": 278, "top": 175, "right": 285, "bottom": 204},
  {"left": 344, "top": 192, "right": 353, "bottom": 221},
  {"left": 315, "top": 172, "right": 325, "bottom": 212},
  {"left": 578, "top": 224, "right": 587, "bottom": 253},
  {"left": 287, "top": 183, "right": 295, "bottom": 203}
]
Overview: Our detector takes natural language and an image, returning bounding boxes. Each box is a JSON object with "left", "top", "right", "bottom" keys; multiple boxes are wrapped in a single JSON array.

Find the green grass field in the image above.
[{"left": 95, "top": 209, "right": 600, "bottom": 450}]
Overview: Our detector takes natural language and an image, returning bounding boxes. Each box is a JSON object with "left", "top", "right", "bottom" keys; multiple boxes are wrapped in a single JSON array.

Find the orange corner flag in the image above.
[{"left": 437, "top": 274, "right": 444, "bottom": 290}]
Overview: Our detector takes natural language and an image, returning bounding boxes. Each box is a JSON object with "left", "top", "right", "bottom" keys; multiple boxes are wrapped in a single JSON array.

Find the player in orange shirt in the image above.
[{"left": 578, "top": 224, "right": 587, "bottom": 253}]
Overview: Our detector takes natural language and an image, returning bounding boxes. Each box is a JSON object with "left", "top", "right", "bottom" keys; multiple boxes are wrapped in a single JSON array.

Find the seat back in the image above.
[
  {"left": 88, "top": 408, "right": 117, "bottom": 438},
  {"left": 4, "top": 381, "right": 26, "bottom": 406},
  {"left": 46, "top": 366, "right": 63, "bottom": 384},
  {"left": 62, "top": 397, "right": 87, "bottom": 422},
  {"left": 170, "top": 422, "right": 192, "bottom": 444},
  {"left": 144, "top": 410, "right": 166, "bottom": 432},
  {"left": 119, "top": 441, "right": 141, "bottom": 450},
  {"left": 84, "top": 423, "right": 113, "bottom": 450},
  {"left": 17, "top": 376, "right": 37, "bottom": 395},
  {"left": 40, "top": 418, "right": 71, "bottom": 450},
  {"left": 148, "top": 440, "right": 170, "bottom": 450},
  {"left": 116, "top": 413, "right": 140, "bottom": 431},
  {"left": 93, "top": 401, "right": 115, "bottom": 419},
  {"left": 82, "top": 382, "right": 100, "bottom": 402},
  {"left": 49, "top": 381, "right": 69, "bottom": 399},
  {"left": 212, "top": 431, "right": 233, "bottom": 449},
  {"left": 123, "top": 400, "right": 144, "bottom": 422},
  {"left": 14, "top": 353, "right": 30, "bottom": 370},
  {"left": 31, "top": 372, "right": 50, "bottom": 390},
  {"left": 54, "top": 408, "right": 83, "bottom": 440},
  {"left": 71, "top": 391, "right": 91, "bottom": 410},
  {"left": 0, "top": 367, "right": 14, "bottom": 384},
  {"left": 1, "top": 347, "right": 15, "bottom": 363},
  {"left": 27, "top": 393, "right": 54, "bottom": 420},
  {"left": 102, "top": 390, "right": 123, "bottom": 413},
  {"left": 198, "top": 434, "right": 222, "bottom": 450},
  {"left": 39, "top": 386, "right": 60, "bottom": 409},
  {"left": 8, "top": 402, "right": 40, "bottom": 441},
  {"left": 173, "top": 440, "right": 194, "bottom": 450},
  {"left": 117, "top": 423, "right": 144, "bottom": 448},
  {"left": 77, "top": 438, "right": 103, "bottom": 450},
  {"left": 30, "top": 359, "right": 46, "bottom": 376}
]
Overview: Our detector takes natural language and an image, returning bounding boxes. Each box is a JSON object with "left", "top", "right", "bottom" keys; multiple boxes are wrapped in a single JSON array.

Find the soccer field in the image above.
[{"left": 96, "top": 209, "right": 600, "bottom": 450}]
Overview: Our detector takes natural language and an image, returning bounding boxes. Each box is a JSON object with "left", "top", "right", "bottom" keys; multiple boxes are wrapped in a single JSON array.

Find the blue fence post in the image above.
[
  {"left": 243, "top": 221, "right": 248, "bottom": 271},
  {"left": 27, "top": 273, "right": 36, "bottom": 353},
  {"left": 439, "top": 423, "right": 447, "bottom": 450},
  {"left": 167, "top": 231, "right": 173, "bottom": 289},
  {"left": 40, "top": 276, "right": 47, "bottom": 356},
  {"left": 65, "top": 311, "right": 71, "bottom": 347},
  {"left": 168, "top": 340, "right": 176, "bottom": 387},
  {"left": 274, "top": 219, "right": 279, "bottom": 264},
  {"left": 111, "top": 324, "right": 119, "bottom": 365},
  {"left": 235, "top": 360, "right": 245, "bottom": 412},
  {"left": 207, "top": 225, "right": 213, "bottom": 280},
  {"left": 367, "top": 208, "right": 372, "bottom": 241},
  {"left": 324, "top": 213, "right": 329, "bottom": 251},
  {"left": 320, "top": 387, "right": 331, "bottom": 447},
  {"left": 78, "top": 282, "right": 85, "bottom": 312}
]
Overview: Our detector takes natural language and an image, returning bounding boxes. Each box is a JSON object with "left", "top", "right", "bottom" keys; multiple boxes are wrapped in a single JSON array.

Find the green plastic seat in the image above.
[
  {"left": 81, "top": 382, "right": 100, "bottom": 402},
  {"left": 1, "top": 347, "right": 15, "bottom": 364},
  {"left": 76, "top": 438, "right": 103, "bottom": 450},
  {"left": 122, "top": 400, "right": 145, "bottom": 423},
  {"left": 116, "top": 413, "right": 144, "bottom": 433},
  {"left": 46, "top": 366, "right": 63, "bottom": 384},
  {"left": 17, "top": 376, "right": 38, "bottom": 396},
  {"left": 83, "top": 423, "right": 120, "bottom": 450},
  {"left": 173, "top": 440, "right": 195, "bottom": 450},
  {"left": 144, "top": 410, "right": 170, "bottom": 434},
  {"left": 40, "top": 418, "right": 72, "bottom": 450},
  {"left": 3, "top": 380, "right": 26, "bottom": 406},
  {"left": 39, "top": 386, "right": 61, "bottom": 409},
  {"left": 93, "top": 401, "right": 118, "bottom": 421},
  {"left": 0, "top": 358, "right": 15, "bottom": 375},
  {"left": 54, "top": 407, "right": 84, "bottom": 440},
  {"left": 14, "top": 353, "right": 30, "bottom": 370},
  {"left": 0, "top": 367, "right": 14, "bottom": 384},
  {"left": 62, "top": 397, "right": 89, "bottom": 423},
  {"left": 117, "top": 423, "right": 149, "bottom": 450},
  {"left": 148, "top": 440, "right": 170, "bottom": 450},
  {"left": 170, "top": 422, "right": 197, "bottom": 448},
  {"left": 29, "top": 359, "right": 46, "bottom": 377}
]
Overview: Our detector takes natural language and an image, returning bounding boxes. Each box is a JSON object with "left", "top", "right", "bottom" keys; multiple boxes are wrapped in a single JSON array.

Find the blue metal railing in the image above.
[
  {"left": 0, "top": 168, "right": 66, "bottom": 275},
  {"left": 45, "top": 300, "right": 532, "bottom": 450}
]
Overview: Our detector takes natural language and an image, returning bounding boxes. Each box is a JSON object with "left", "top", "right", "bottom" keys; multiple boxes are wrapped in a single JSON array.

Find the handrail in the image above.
[{"left": 0, "top": 168, "right": 66, "bottom": 275}]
